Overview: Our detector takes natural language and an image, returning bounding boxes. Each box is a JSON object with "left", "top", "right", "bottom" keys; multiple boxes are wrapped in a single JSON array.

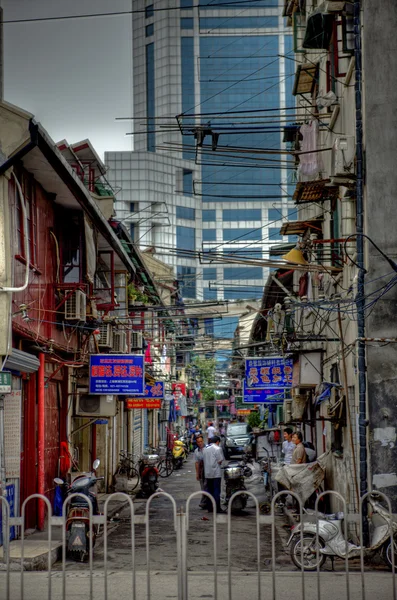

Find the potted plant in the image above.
[{"left": 247, "top": 411, "right": 262, "bottom": 432}]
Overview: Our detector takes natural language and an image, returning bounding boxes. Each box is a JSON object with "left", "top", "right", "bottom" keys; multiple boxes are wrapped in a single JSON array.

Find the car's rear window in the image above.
[{"left": 227, "top": 425, "right": 248, "bottom": 436}]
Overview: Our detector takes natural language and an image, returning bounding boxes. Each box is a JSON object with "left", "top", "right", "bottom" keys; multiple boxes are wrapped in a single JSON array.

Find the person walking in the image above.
[
  {"left": 291, "top": 431, "right": 307, "bottom": 465},
  {"left": 203, "top": 435, "right": 225, "bottom": 513},
  {"left": 194, "top": 436, "right": 207, "bottom": 509},
  {"left": 206, "top": 421, "right": 216, "bottom": 442},
  {"left": 282, "top": 428, "right": 295, "bottom": 465},
  {"left": 190, "top": 424, "right": 202, "bottom": 451}
]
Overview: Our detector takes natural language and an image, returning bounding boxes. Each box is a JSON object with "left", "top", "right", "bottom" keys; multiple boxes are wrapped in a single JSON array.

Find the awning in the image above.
[
  {"left": 293, "top": 179, "right": 339, "bottom": 204},
  {"left": 4, "top": 349, "right": 40, "bottom": 373},
  {"left": 279, "top": 218, "right": 323, "bottom": 236},
  {"left": 292, "top": 63, "right": 318, "bottom": 96}
]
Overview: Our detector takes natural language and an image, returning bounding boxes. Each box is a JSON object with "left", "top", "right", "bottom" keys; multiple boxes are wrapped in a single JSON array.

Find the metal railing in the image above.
[{"left": 0, "top": 490, "right": 396, "bottom": 600}]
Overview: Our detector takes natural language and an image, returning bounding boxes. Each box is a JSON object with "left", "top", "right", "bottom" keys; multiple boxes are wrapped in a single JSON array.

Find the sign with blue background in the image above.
[
  {"left": 245, "top": 357, "right": 293, "bottom": 389},
  {"left": 89, "top": 354, "right": 144, "bottom": 395},
  {"left": 243, "top": 381, "right": 286, "bottom": 404},
  {"left": 135, "top": 381, "right": 164, "bottom": 398}
]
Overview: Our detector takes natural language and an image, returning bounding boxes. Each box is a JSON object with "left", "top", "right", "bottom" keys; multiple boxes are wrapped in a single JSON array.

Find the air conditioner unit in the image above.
[
  {"left": 292, "top": 394, "right": 307, "bottom": 421},
  {"left": 131, "top": 331, "right": 143, "bottom": 350},
  {"left": 98, "top": 323, "right": 113, "bottom": 348},
  {"left": 64, "top": 290, "right": 86, "bottom": 321},
  {"left": 76, "top": 393, "right": 117, "bottom": 417},
  {"left": 283, "top": 399, "right": 292, "bottom": 423},
  {"left": 112, "top": 330, "right": 127, "bottom": 353},
  {"left": 331, "top": 136, "right": 356, "bottom": 178}
]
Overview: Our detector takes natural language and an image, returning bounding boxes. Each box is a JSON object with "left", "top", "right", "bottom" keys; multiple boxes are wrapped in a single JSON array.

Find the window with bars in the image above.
[{"left": 13, "top": 170, "right": 39, "bottom": 268}]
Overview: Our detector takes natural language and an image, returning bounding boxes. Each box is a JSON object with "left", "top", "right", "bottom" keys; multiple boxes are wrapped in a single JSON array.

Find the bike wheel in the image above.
[
  {"left": 382, "top": 534, "right": 397, "bottom": 571},
  {"left": 290, "top": 534, "right": 326, "bottom": 571},
  {"left": 128, "top": 467, "right": 140, "bottom": 492},
  {"left": 159, "top": 457, "right": 174, "bottom": 478}
]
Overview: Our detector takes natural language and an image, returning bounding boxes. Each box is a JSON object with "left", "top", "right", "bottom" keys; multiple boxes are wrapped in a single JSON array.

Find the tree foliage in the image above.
[{"left": 190, "top": 356, "right": 216, "bottom": 404}]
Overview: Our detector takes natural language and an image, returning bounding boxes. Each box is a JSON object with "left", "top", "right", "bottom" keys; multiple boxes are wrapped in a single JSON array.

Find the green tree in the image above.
[{"left": 190, "top": 356, "right": 216, "bottom": 405}]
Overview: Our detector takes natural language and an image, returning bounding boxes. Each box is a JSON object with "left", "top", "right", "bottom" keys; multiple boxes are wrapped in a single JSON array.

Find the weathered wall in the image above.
[{"left": 363, "top": 0, "right": 397, "bottom": 505}]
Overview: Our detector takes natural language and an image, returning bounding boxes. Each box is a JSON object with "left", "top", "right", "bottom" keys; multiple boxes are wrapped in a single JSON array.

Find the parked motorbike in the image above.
[
  {"left": 288, "top": 493, "right": 397, "bottom": 571},
  {"left": 172, "top": 439, "right": 188, "bottom": 469},
  {"left": 223, "top": 460, "right": 252, "bottom": 514},
  {"left": 138, "top": 452, "right": 159, "bottom": 497},
  {"left": 54, "top": 459, "right": 102, "bottom": 562}
]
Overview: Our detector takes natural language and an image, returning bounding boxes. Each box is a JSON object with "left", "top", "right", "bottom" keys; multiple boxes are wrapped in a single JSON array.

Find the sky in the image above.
[{"left": 2, "top": 0, "right": 133, "bottom": 158}]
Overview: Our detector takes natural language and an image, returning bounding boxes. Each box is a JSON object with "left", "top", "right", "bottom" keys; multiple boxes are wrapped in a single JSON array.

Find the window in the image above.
[
  {"left": 224, "top": 287, "right": 262, "bottom": 300},
  {"left": 145, "top": 4, "right": 154, "bottom": 18},
  {"left": 203, "top": 229, "right": 216, "bottom": 241},
  {"left": 224, "top": 267, "right": 262, "bottom": 280},
  {"left": 213, "top": 316, "right": 239, "bottom": 338},
  {"left": 146, "top": 43, "right": 155, "bottom": 152},
  {"left": 176, "top": 206, "right": 195, "bottom": 220},
  {"left": 94, "top": 250, "right": 116, "bottom": 310},
  {"left": 130, "top": 223, "right": 135, "bottom": 241},
  {"left": 182, "top": 169, "right": 193, "bottom": 196},
  {"left": 176, "top": 225, "right": 195, "bottom": 257},
  {"left": 204, "top": 287, "right": 217, "bottom": 301},
  {"left": 268, "top": 208, "right": 282, "bottom": 223},
  {"left": 60, "top": 212, "right": 83, "bottom": 283},
  {"left": 181, "top": 38, "right": 195, "bottom": 159},
  {"left": 288, "top": 207, "right": 297, "bottom": 221},
  {"left": 203, "top": 209, "right": 216, "bottom": 222},
  {"left": 200, "top": 16, "right": 278, "bottom": 29},
  {"left": 204, "top": 318, "right": 214, "bottom": 335},
  {"left": 223, "top": 247, "right": 262, "bottom": 259},
  {"left": 268, "top": 227, "right": 282, "bottom": 241},
  {"left": 223, "top": 228, "right": 261, "bottom": 241},
  {"left": 14, "top": 171, "right": 39, "bottom": 267},
  {"left": 177, "top": 266, "right": 196, "bottom": 299},
  {"left": 223, "top": 208, "right": 261, "bottom": 221},
  {"left": 146, "top": 23, "right": 154, "bottom": 37},
  {"left": 203, "top": 268, "right": 216, "bottom": 281},
  {"left": 181, "top": 17, "right": 193, "bottom": 29},
  {"left": 130, "top": 202, "right": 136, "bottom": 213}
]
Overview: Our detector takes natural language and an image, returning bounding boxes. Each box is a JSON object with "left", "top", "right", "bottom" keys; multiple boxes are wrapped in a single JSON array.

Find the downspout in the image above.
[
  {"left": 354, "top": 0, "right": 368, "bottom": 523},
  {"left": 38, "top": 353, "right": 45, "bottom": 530}
]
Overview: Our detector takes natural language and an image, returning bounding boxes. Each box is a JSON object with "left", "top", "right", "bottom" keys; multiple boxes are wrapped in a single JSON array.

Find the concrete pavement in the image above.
[{"left": 0, "top": 570, "right": 395, "bottom": 599}]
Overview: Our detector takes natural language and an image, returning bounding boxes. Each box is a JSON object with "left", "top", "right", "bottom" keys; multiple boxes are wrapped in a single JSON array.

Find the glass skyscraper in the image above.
[{"left": 105, "top": 0, "right": 294, "bottom": 302}]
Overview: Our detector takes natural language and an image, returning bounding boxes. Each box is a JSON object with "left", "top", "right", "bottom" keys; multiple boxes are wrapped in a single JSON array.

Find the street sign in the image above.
[
  {"left": 245, "top": 357, "right": 293, "bottom": 389},
  {"left": 134, "top": 381, "right": 164, "bottom": 398},
  {"left": 243, "top": 382, "right": 286, "bottom": 404},
  {"left": 0, "top": 371, "right": 11, "bottom": 394},
  {"left": 89, "top": 354, "right": 144, "bottom": 395},
  {"left": 125, "top": 398, "right": 162, "bottom": 410}
]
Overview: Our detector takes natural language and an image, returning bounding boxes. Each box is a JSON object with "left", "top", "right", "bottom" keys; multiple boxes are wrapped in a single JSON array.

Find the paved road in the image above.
[{"left": 57, "top": 453, "right": 292, "bottom": 572}]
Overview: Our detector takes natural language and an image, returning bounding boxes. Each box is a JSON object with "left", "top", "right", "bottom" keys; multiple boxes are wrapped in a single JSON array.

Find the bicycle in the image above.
[
  {"left": 114, "top": 450, "right": 140, "bottom": 492},
  {"left": 157, "top": 449, "right": 174, "bottom": 478}
]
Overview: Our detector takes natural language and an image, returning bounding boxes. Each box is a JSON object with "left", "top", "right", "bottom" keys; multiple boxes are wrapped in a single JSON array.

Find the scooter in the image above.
[
  {"left": 138, "top": 452, "right": 159, "bottom": 497},
  {"left": 288, "top": 493, "right": 397, "bottom": 571},
  {"left": 54, "top": 459, "right": 103, "bottom": 562},
  {"left": 223, "top": 460, "right": 252, "bottom": 514},
  {"left": 172, "top": 439, "right": 187, "bottom": 469}
]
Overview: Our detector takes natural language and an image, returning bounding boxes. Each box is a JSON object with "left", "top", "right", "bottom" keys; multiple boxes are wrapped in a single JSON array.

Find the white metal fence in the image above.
[{"left": 0, "top": 490, "right": 396, "bottom": 600}]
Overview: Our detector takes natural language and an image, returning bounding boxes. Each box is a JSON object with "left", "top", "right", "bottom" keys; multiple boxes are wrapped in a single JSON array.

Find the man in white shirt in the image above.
[
  {"left": 206, "top": 421, "right": 216, "bottom": 442},
  {"left": 203, "top": 436, "right": 225, "bottom": 513},
  {"left": 282, "top": 428, "right": 295, "bottom": 465}
]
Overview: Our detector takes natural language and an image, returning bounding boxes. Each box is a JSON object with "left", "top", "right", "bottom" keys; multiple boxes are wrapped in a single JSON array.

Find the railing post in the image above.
[{"left": 176, "top": 508, "right": 187, "bottom": 600}]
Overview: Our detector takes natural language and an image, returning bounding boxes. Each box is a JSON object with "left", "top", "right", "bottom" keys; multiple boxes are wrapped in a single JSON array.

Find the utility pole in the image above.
[{"left": 0, "top": 394, "right": 8, "bottom": 563}]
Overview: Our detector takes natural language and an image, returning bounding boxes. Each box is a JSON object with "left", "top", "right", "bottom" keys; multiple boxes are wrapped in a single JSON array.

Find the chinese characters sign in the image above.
[
  {"left": 243, "top": 382, "right": 285, "bottom": 404},
  {"left": 172, "top": 382, "right": 186, "bottom": 399},
  {"left": 136, "top": 381, "right": 164, "bottom": 398},
  {"left": 125, "top": 398, "right": 162, "bottom": 409},
  {"left": 245, "top": 357, "right": 293, "bottom": 389},
  {"left": 89, "top": 354, "right": 144, "bottom": 395}
]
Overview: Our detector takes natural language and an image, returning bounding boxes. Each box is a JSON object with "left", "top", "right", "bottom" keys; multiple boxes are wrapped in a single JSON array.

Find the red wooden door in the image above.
[{"left": 20, "top": 375, "right": 38, "bottom": 530}]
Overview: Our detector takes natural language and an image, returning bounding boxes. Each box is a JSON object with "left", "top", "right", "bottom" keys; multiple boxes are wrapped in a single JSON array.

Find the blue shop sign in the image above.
[
  {"left": 135, "top": 381, "right": 164, "bottom": 399},
  {"left": 243, "top": 381, "right": 285, "bottom": 404},
  {"left": 0, "top": 484, "right": 15, "bottom": 545},
  {"left": 245, "top": 356, "right": 293, "bottom": 389},
  {"left": 89, "top": 354, "right": 144, "bottom": 395}
]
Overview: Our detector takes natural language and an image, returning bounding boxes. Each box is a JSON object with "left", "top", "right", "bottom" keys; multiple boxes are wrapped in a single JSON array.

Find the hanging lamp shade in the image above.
[{"left": 282, "top": 247, "right": 308, "bottom": 265}]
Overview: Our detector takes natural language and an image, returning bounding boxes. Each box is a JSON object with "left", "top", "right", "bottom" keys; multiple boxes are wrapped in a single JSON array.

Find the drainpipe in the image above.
[
  {"left": 38, "top": 353, "right": 45, "bottom": 530},
  {"left": 354, "top": 0, "right": 368, "bottom": 529}
]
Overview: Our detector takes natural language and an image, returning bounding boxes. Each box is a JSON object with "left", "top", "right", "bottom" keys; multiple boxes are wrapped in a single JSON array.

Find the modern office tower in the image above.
[{"left": 105, "top": 0, "right": 294, "bottom": 302}]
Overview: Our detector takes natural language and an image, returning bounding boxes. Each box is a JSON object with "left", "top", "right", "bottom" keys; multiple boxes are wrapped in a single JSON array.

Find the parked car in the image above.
[{"left": 222, "top": 423, "right": 253, "bottom": 459}]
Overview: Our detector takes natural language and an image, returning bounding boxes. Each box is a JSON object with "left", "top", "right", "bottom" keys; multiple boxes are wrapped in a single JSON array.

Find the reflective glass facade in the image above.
[
  {"left": 146, "top": 43, "right": 155, "bottom": 152},
  {"left": 203, "top": 229, "right": 216, "bottom": 241},
  {"left": 203, "top": 209, "right": 216, "bottom": 222},
  {"left": 200, "top": 17, "right": 278, "bottom": 29},
  {"left": 176, "top": 225, "right": 195, "bottom": 256},
  {"left": 176, "top": 206, "right": 195, "bottom": 220},
  {"left": 223, "top": 228, "right": 262, "bottom": 241},
  {"left": 224, "top": 266, "right": 263, "bottom": 280},
  {"left": 181, "top": 37, "right": 195, "bottom": 160},
  {"left": 223, "top": 208, "right": 261, "bottom": 221},
  {"left": 199, "top": 34, "right": 281, "bottom": 203},
  {"left": 177, "top": 266, "right": 196, "bottom": 298}
]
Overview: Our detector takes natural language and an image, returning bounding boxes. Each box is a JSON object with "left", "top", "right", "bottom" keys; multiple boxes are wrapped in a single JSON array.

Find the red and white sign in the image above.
[
  {"left": 125, "top": 398, "right": 162, "bottom": 410},
  {"left": 172, "top": 382, "right": 186, "bottom": 400}
]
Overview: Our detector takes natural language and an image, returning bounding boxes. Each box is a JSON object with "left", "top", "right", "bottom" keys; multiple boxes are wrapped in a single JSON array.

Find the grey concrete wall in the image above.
[{"left": 363, "top": 0, "right": 397, "bottom": 505}]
